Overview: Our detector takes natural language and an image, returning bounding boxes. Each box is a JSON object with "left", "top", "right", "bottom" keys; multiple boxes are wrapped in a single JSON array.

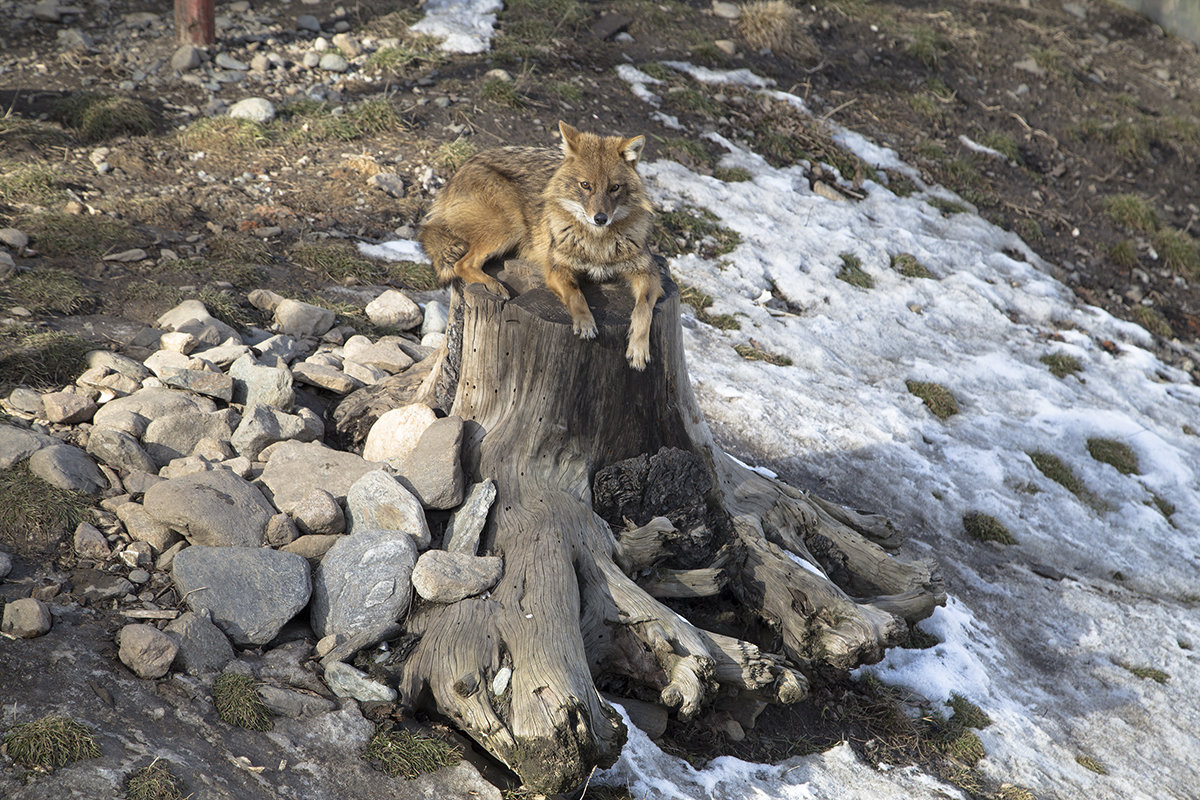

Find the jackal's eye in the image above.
[
  {"left": 579, "top": 180, "right": 592, "bottom": 192},
  {"left": 608, "top": 183, "right": 622, "bottom": 194}
]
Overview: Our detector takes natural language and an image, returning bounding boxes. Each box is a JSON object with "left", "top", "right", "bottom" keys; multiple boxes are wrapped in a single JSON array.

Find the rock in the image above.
[
  {"left": 194, "top": 341, "right": 250, "bottom": 368},
  {"left": 231, "top": 404, "right": 307, "bottom": 459},
  {"left": 115, "top": 502, "right": 180, "bottom": 552},
  {"left": 123, "top": 469, "right": 162, "bottom": 497},
  {"left": 421, "top": 332, "right": 445, "bottom": 349},
  {"left": 395, "top": 416, "right": 464, "bottom": 510},
  {"left": 194, "top": 436, "right": 234, "bottom": 462},
  {"left": 228, "top": 96, "right": 275, "bottom": 123},
  {"left": 330, "top": 32, "right": 361, "bottom": 57},
  {"left": 342, "top": 359, "right": 388, "bottom": 385},
  {"left": 2, "top": 598, "right": 52, "bottom": 638},
  {"left": 291, "top": 488, "right": 345, "bottom": 535},
  {"left": 143, "top": 349, "right": 191, "bottom": 379},
  {"left": 345, "top": 470, "right": 431, "bottom": 549},
  {"left": 103, "top": 248, "right": 148, "bottom": 263},
  {"left": 345, "top": 339, "right": 413, "bottom": 374},
  {"left": 215, "top": 53, "right": 248, "bottom": 71},
  {"left": 86, "top": 427, "right": 158, "bottom": 474},
  {"left": 411, "top": 551, "right": 503, "bottom": 603},
  {"left": 39, "top": 391, "right": 96, "bottom": 424},
  {"left": 1014, "top": 57, "right": 1047, "bottom": 78},
  {"left": 120, "top": 540, "right": 154, "bottom": 568},
  {"left": 365, "top": 289, "right": 422, "bottom": 330},
  {"left": 274, "top": 298, "right": 336, "bottom": 338},
  {"left": 230, "top": 354, "right": 294, "bottom": 410},
  {"left": 444, "top": 479, "right": 497, "bottom": 555},
  {"left": 253, "top": 333, "right": 307, "bottom": 365},
  {"left": 0, "top": 228, "right": 29, "bottom": 249},
  {"left": 93, "top": 387, "right": 216, "bottom": 432},
  {"left": 367, "top": 172, "right": 406, "bottom": 198},
  {"left": 165, "top": 611, "right": 235, "bottom": 674},
  {"left": 157, "top": 300, "right": 241, "bottom": 347},
  {"left": 318, "top": 53, "right": 349, "bottom": 72},
  {"left": 142, "top": 408, "right": 237, "bottom": 467},
  {"left": 310, "top": 528, "right": 417, "bottom": 641},
  {"left": 172, "top": 546, "right": 312, "bottom": 646},
  {"left": 72, "top": 569, "right": 135, "bottom": 604},
  {"left": 421, "top": 300, "right": 448, "bottom": 336},
  {"left": 156, "top": 540, "right": 187, "bottom": 571},
  {"left": 296, "top": 13, "right": 322, "bottom": 32},
  {"left": 5, "top": 387, "right": 43, "bottom": 416},
  {"left": 258, "top": 684, "right": 338, "bottom": 718},
  {"left": 248, "top": 288, "right": 285, "bottom": 312},
  {"left": 0, "top": 252, "right": 15, "bottom": 278},
  {"left": 0, "top": 550, "right": 11, "bottom": 579},
  {"left": 362, "top": 403, "right": 437, "bottom": 463},
  {"left": 144, "top": 469, "right": 275, "bottom": 547},
  {"left": 28, "top": 443, "right": 107, "bottom": 495},
  {"left": 258, "top": 440, "right": 381, "bottom": 513},
  {"left": 282, "top": 534, "right": 342, "bottom": 563},
  {"left": 88, "top": 350, "right": 152, "bottom": 383},
  {"left": 73, "top": 521, "right": 111, "bottom": 560},
  {"left": 711, "top": 0, "right": 740, "bottom": 19},
  {"left": 171, "top": 43, "right": 202, "bottom": 71},
  {"left": 293, "top": 362, "right": 363, "bottom": 394},
  {"left": 0, "top": 423, "right": 56, "bottom": 469},
  {"left": 323, "top": 660, "right": 396, "bottom": 702},
  {"left": 163, "top": 369, "right": 234, "bottom": 402},
  {"left": 118, "top": 623, "right": 179, "bottom": 679},
  {"left": 128, "top": 568, "right": 151, "bottom": 584},
  {"left": 266, "top": 513, "right": 300, "bottom": 547},
  {"left": 714, "top": 38, "right": 738, "bottom": 56}
]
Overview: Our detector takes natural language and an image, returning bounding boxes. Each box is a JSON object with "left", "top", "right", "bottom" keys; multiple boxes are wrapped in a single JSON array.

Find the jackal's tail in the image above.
[{"left": 417, "top": 220, "right": 467, "bottom": 286}]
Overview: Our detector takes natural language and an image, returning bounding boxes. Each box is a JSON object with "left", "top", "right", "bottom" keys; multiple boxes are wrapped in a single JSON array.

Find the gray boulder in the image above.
[
  {"left": 310, "top": 529, "right": 417, "bottom": 641},
  {"left": 231, "top": 404, "right": 308, "bottom": 459},
  {"left": 1, "top": 597, "right": 52, "bottom": 638},
  {"left": 230, "top": 354, "right": 294, "bottom": 409},
  {"left": 258, "top": 440, "right": 381, "bottom": 513},
  {"left": 85, "top": 427, "right": 158, "bottom": 474},
  {"left": 163, "top": 368, "right": 234, "bottom": 402},
  {"left": 40, "top": 391, "right": 97, "bottom": 424},
  {"left": 274, "top": 298, "right": 336, "bottom": 338},
  {"left": 73, "top": 522, "right": 110, "bottom": 560},
  {"left": 118, "top": 623, "right": 179, "bottom": 679},
  {"left": 142, "top": 408, "right": 238, "bottom": 467},
  {"left": 92, "top": 387, "right": 216, "bottom": 430},
  {"left": 143, "top": 469, "right": 274, "bottom": 547},
  {"left": 291, "top": 488, "right": 345, "bottom": 535},
  {"left": 345, "top": 470, "right": 431, "bottom": 548},
  {"left": 115, "top": 502, "right": 181, "bottom": 552},
  {"left": 258, "top": 684, "right": 337, "bottom": 718},
  {"left": 411, "top": 551, "right": 504, "bottom": 604},
  {"left": 281, "top": 534, "right": 342, "bottom": 564},
  {"left": 87, "top": 349, "right": 152, "bottom": 382},
  {"left": 165, "top": 611, "right": 235, "bottom": 674},
  {"left": 395, "top": 416, "right": 465, "bottom": 510},
  {"left": 172, "top": 546, "right": 312, "bottom": 646},
  {"left": 0, "top": 423, "right": 57, "bottom": 469},
  {"left": 28, "top": 444, "right": 107, "bottom": 495},
  {"left": 157, "top": 299, "right": 242, "bottom": 346},
  {"left": 443, "top": 479, "right": 497, "bottom": 555}
]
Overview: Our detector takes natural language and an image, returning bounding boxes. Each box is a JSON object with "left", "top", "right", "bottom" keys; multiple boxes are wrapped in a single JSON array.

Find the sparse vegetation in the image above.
[
  {"left": 16, "top": 212, "right": 133, "bottom": 259},
  {"left": 963, "top": 512, "right": 1017, "bottom": 545},
  {"left": 653, "top": 206, "right": 741, "bottom": 259},
  {"left": 434, "top": 139, "right": 478, "bottom": 171},
  {"left": 906, "top": 380, "right": 958, "bottom": 419},
  {"left": 1153, "top": 227, "right": 1200, "bottom": 276},
  {"left": 4, "top": 267, "right": 95, "bottom": 314},
  {"left": 2, "top": 714, "right": 101, "bottom": 771},
  {"left": 52, "top": 92, "right": 157, "bottom": 141},
  {"left": 836, "top": 252, "right": 874, "bottom": 289},
  {"left": 1110, "top": 239, "right": 1140, "bottom": 270},
  {"left": 736, "top": 0, "right": 815, "bottom": 60},
  {"left": 126, "top": 759, "right": 188, "bottom": 800},
  {"left": 713, "top": 165, "right": 753, "bottom": 182},
  {"left": 1150, "top": 492, "right": 1176, "bottom": 521},
  {"left": 213, "top": 672, "right": 273, "bottom": 731},
  {"left": 0, "top": 327, "right": 94, "bottom": 391},
  {"left": 1040, "top": 352, "right": 1082, "bottom": 379},
  {"left": 1086, "top": 437, "right": 1139, "bottom": 475},
  {"left": 292, "top": 240, "right": 388, "bottom": 283},
  {"left": 1131, "top": 306, "right": 1173, "bottom": 338},
  {"left": 734, "top": 342, "right": 792, "bottom": 366},
  {"left": 1122, "top": 664, "right": 1169, "bottom": 684},
  {"left": 927, "top": 196, "right": 969, "bottom": 215},
  {"left": 1029, "top": 450, "right": 1100, "bottom": 509},
  {"left": 892, "top": 253, "right": 934, "bottom": 278},
  {"left": 363, "top": 727, "right": 461, "bottom": 779},
  {"left": 0, "top": 162, "right": 60, "bottom": 205},
  {"left": 1076, "top": 754, "right": 1108, "bottom": 775},
  {"left": 179, "top": 116, "right": 268, "bottom": 154},
  {"left": 481, "top": 76, "right": 523, "bottom": 107},
  {"left": 678, "top": 282, "right": 741, "bottom": 330},
  {"left": 1103, "top": 194, "right": 1158, "bottom": 234},
  {"left": 906, "top": 26, "right": 952, "bottom": 70},
  {"left": 0, "top": 462, "right": 93, "bottom": 553}
]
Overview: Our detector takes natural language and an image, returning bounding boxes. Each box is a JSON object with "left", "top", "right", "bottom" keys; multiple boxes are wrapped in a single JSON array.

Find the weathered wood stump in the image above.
[{"left": 389, "top": 260, "right": 944, "bottom": 793}]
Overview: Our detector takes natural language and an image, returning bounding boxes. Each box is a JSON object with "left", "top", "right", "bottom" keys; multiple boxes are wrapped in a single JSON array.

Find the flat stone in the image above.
[
  {"left": 258, "top": 440, "right": 381, "bottom": 513},
  {"left": 444, "top": 479, "right": 497, "bottom": 555},
  {"left": 104, "top": 248, "right": 148, "bottom": 263},
  {"left": 291, "top": 488, "right": 345, "bottom": 535},
  {"left": 0, "top": 423, "right": 57, "bottom": 469},
  {"left": 345, "top": 470, "right": 431, "bottom": 549},
  {"left": 72, "top": 568, "right": 135, "bottom": 604},
  {"left": 247, "top": 288, "right": 284, "bottom": 312},
  {"left": 172, "top": 545, "right": 312, "bottom": 646},
  {"left": 367, "top": 172, "right": 406, "bottom": 198},
  {"left": 411, "top": 550, "right": 503, "bottom": 603},
  {"left": 258, "top": 684, "right": 338, "bottom": 718},
  {"left": 40, "top": 391, "right": 97, "bottom": 424},
  {"left": 231, "top": 404, "right": 308, "bottom": 459},
  {"left": 28, "top": 443, "right": 107, "bottom": 495},
  {"left": 230, "top": 353, "right": 294, "bottom": 410},
  {"left": 362, "top": 403, "right": 437, "bottom": 463},
  {"left": 87, "top": 350, "right": 151, "bottom": 383},
  {"left": 293, "top": 362, "right": 362, "bottom": 394},
  {"left": 163, "top": 369, "right": 234, "bottom": 402},
  {"left": 253, "top": 333, "right": 307, "bottom": 365},
  {"left": 311, "top": 528, "right": 417, "bottom": 642},
  {"left": 74, "top": 521, "right": 111, "bottom": 560},
  {"left": 143, "top": 349, "right": 191, "bottom": 380},
  {"left": 171, "top": 43, "right": 202, "bottom": 71},
  {"left": 365, "top": 289, "right": 422, "bottom": 330},
  {"left": 346, "top": 340, "right": 413, "bottom": 374},
  {"left": 143, "top": 469, "right": 274, "bottom": 547},
  {"left": 323, "top": 660, "right": 396, "bottom": 702},
  {"left": 342, "top": 359, "right": 387, "bottom": 385},
  {"left": 5, "top": 387, "right": 43, "bottom": 416},
  {"left": 118, "top": 623, "right": 179, "bottom": 679},
  {"left": 2, "top": 598, "right": 52, "bottom": 638},
  {"left": 0, "top": 228, "right": 29, "bottom": 249},
  {"left": 296, "top": 13, "right": 322, "bottom": 32},
  {"left": 215, "top": 52, "right": 248, "bottom": 71},
  {"left": 157, "top": 299, "right": 241, "bottom": 346},
  {"left": 395, "top": 416, "right": 464, "bottom": 510},
  {"left": 165, "top": 611, "right": 235, "bottom": 674},
  {"left": 115, "top": 502, "right": 180, "bottom": 552},
  {"left": 281, "top": 534, "right": 342, "bottom": 563},
  {"left": 86, "top": 427, "right": 157, "bottom": 475},
  {"left": 275, "top": 298, "right": 336, "bottom": 338},
  {"left": 318, "top": 53, "right": 349, "bottom": 72},
  {"left": 194, "top": 341, "right": 250, "bottom": 368},
  {"left": 93, "top": 387, "right": 216, "bottom": 431},
  {"left": 142, "top": 408, "right": 238, "bottom": 467}
]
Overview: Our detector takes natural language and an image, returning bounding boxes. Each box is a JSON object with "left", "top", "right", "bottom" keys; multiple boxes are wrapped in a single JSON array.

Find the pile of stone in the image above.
[{"left": 0, "top": 291, "right": 503, "bottom": 707}]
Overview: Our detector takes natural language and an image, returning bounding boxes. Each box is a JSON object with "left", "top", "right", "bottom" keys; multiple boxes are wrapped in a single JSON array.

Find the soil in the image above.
[{"left": 2, "top": 0, "right": 1199, "bottom": 796}]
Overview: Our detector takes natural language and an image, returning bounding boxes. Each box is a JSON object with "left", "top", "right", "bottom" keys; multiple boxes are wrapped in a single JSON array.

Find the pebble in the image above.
[
  {"left": 318, "top": 53, "right": 349, "bottom": 73},
  {"left": 215, "top": 53, "right": 248, "bottom": 71},
  {"left": 0, "top": 228, "right": 29, "bottom": 249},
  {"left": 228, "top": 97, "right": 276, "bottom": 123},
  {"left": 297, "top": 14, "right": 321, "bottom": 32},
  {"left": 118, "top": 623, "right": 179, "bottom": 679},
  {"left": 367, "top": 172, "right": 406, "bottom": 198},
  {"left": 171, "top": 44, "right": 203, "bottom": 71}
]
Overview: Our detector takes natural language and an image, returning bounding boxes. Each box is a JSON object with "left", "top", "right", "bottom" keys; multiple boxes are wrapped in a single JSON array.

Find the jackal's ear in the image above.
[
  {"left": 621, "top": 135, "right": 646, "bottom": 166},
  {"left": 559, "top": 121, "right": 582, "bottom": 157}
]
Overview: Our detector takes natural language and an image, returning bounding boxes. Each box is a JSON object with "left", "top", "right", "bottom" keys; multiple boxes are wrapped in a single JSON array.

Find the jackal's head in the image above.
[{"left": 555, "top": 120, "right": 647, "bottom": 229}]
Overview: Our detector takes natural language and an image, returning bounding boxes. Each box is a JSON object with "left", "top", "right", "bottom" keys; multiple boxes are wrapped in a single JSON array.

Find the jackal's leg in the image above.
[
  {"left": 625, "top": 269, "right": 663, "bottom": 370},
  {"left": 452, "top": 231, "right": 516, "bottom": 299},
  {"left": 545, "top": 264, "right": 597, "bottom": 339}
]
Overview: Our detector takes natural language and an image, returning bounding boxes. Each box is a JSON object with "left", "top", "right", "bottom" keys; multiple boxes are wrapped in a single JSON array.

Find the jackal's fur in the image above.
[{"left": 419, "top": 121, "right": 662, "bottom": 369}]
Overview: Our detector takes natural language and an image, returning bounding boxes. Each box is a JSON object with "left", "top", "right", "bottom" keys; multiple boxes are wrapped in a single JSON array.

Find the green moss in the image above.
[
  {"left": 1085, "top": 437, "right": 1139, "bottom": 475},
  {"left": 678, "top": 282, "right": 741, "bottom": 330},
  {"left": 1123, "top": 664, "right": 1169, "bottom": 684},
  {"left": 1015, "top": 218, "right": 1044, "bottom": 244},
  {"left": 659, "top": 136, "right": 716, "bottom": 168},
  {"left": 638, "top": 62, "right": 674, "bottom": 81},
  {"left": 1110, "top": 239, "right": 1140, "bottom": 270},
  {"left": 836, "top": 252, "right": 874, "bottom": 289},
  {"left": 734, "top": 343, "right": 792, "bottom": 366},
  {"left": 1075, "top": 754, "right": 1108, "bottom": 775},
  {"left": 1153, "top": 228, "right": 1200, "bottom": 276},
  {"left": 52, "top": 92, "right": 158, "bottom": 142},
  {"left": 713, "top": 166, "right": 753, "bottom": 182},
  {"left": 0, "top": 328, "right": 94, "bottom": 391},
  {"left": 962, "top": 512, "right": 1016, "bottom": 545},
  {"left": 364, "top": 727, "right": 461, "bottom": 779},
  {"left": 1103, "top": 194, "right": 1158, "bottom": 234},
  {"left": 1040, "top": 352, "right": 1082, "bottom": 379},
  {"left": 888, "top": 176, "right": 918, "bottom": 197},
  {"left": 891, "top": 253, "right": 933, "bottom": 278},
  {"left": 4, "top": 267, "right": 95, "bottom": 314},
  {"left": 213, "top": 672, "right": 272, "bottom": 731},
  {"left": 980, "top": 131, "right": 1022, "bottom": 164},
  {"left": 653, "top": 206, "right": 741, "bottom": 258},
  {"left": 906, "top": 380, "right": 958, "bottom": 419},
  {"left": 1029, "top": 450, "right": 1096, "bottom": 506},
  {"left": 126, "top": 760, "right": 187, "bottom": 800},
  {"left": 3, "top": 714, "right": 101, "bottom": 771}
]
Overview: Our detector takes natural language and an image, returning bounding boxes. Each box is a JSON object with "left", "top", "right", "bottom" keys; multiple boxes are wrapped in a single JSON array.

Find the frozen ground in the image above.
[{"left": 392, "top": 7, "right": 1200, "bottom": 798}]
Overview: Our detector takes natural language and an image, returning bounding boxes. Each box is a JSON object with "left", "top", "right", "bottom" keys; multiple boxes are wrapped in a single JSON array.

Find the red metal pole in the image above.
[{"left": 175, "top": 0, "right": 215, "bottom": 45}]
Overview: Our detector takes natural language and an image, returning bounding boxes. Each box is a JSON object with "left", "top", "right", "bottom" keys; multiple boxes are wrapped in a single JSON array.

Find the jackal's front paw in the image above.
[
  {"left": 573, "top": 315, "right": 598, "bottom": 339},
  {"left": 626, "top": 341, "right": 651, "bottom": 370}
]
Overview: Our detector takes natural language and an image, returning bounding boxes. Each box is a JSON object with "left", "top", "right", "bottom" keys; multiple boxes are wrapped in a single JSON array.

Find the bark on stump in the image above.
[
  {"left": 391, "top": 260, "right": 945, "bottom": 793},
  {"left": 174, "top": 0, "right": 215, "bottom": 45}
]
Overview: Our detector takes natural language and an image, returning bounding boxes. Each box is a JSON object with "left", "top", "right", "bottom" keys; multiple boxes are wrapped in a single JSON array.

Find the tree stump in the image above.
[
  {"left": 390, "top": 260, "right": 945, "bottom": 793},
  {"left": 174, "top": 0, "right": 215, "bottom": 46}
]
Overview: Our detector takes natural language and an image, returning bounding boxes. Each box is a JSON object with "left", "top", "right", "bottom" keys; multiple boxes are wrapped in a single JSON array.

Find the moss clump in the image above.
[
  {"left": 1123, "top": 664, "right": 1169, "bottom": 684},
  {"left": 0, "top": 462, "right": 93, "bottom": 553},
  {"left": 836, "top": 252, "right": 874, "bottom": 289},
  {"left": 0, "top": 162, "right": 60, "bottom": 205},
  {"left": 1075, "top": 754, "right": 1108, "bottom": 775},
  {"left": 1153, "top": 228, "right": 1200, "bottom": 276},
  {"left": 734, "top": 343, "right": 792, "bottom": 366},
  {"left": 480, "top": 77, "right": 523, "bottom": 107},
  {"left": 0, "top": 328, "right": 94, "bottom": 392},
  {"left": 1029, "top": 451, "right": 1103, "bottom": 511},
  {"left": 363, "top": 727, "right": 461, "bottom": 779},
  {"left": 1131, "top": 306, "right": 1173, "bottom": 339},
  {"left": 1110, "top": 238, "right": 1140, "bottom": 270},
  {"left": 126, "top": 760, "right": 187, "bottom": 800},
  {"left": 3, "top": 715, "right": 101, "bottom": 771},
  {"left": 4, "top": 267, "right": 96, "bottom": 314},
  {"left": 1040, "top": 352, "right": 1082, "bottom": 379},
  {"left": 906, "top": 380, "right": 958, "bottom": 420},
  {"left": 905, "top": 25, "right": 952, "bottom": 69},
  {"left": 435, "top": 139, "right": 478, "bottom": 171},
  {"left": 213, "top": 672, "right": 273, "bottom": 731},
  {"left": 891, "top": 253, "right": 933, "bottom": 279},
  {"left": 962, "top": 512, "right": 1016, "bottom": 545},
  {"left": 947, "top": 694, "right": 992, "bottom": 730},
  {"left": 653, "top": 206, "right": 741, "bottom": 259},
  {"left": 16, "top": 212, "right": 132, "bottom": 258},
  {"left": 927, "top": 196, "right": 968, "bottom": 215},
  {"left": 52, "top": 93, "right": 158, "bottom": 142},
  {"left": 713, "top": 166, "right": 753, "bottom": 182},
  {"left": 678, "top": 282, "right": 741, "bottom": 331},
  {"left": 1102, "top": 193, "right": 1158, "bottom": 234},
  {"left": 1085, "top": 437, "right": 1139, "bottom": 475}
]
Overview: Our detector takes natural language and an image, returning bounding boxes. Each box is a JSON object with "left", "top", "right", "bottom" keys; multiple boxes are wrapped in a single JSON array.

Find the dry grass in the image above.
[
  {"left": 1040, "top": 352, "right": 1082, "bottom": 379},
  {"left": 891, "top": 253, "right": 934, "bottom": 278},
  {"left": 906, "top": 380, "right": 958, "bottom": 419},
  {"left": 737, "top": 1, "right": 817, "bottom": 60},
  {"left": 52, "top": 92, "right": 158, "bottom": 142},
  {"left": 0, "top": 327, "right": 94, "bottom": 391},
  {"left": 363, "top": 727, "right": 461, "bottom": 779},
  {"left": 836, "top": 252, "right": 874, "bottom": 289},
  {"left": 734, "top": 342, "right": 792, "bottom": 366},
  {"left": 1085, "top": 437, "right": 1139, "bottom": 475},
  {"left": 213, "top": 672, "right": 272, "bottom": 731},
  {"left": 962, "top": 511, "right": 1016, "bottom": 545},
  {"left": 2, "top": 714, "right": 101, "bottom": 771},
  {"left": 0, "top": 162, "right": 60, "bottom": 205},
  {"left": 126, "top": 759, "right": 187, "bottom": 800}
]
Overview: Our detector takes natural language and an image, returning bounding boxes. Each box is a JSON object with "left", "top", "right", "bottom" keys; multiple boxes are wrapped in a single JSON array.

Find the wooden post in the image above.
[{"left": 175, "top": 0, "right": 215, "bottom": 46}]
